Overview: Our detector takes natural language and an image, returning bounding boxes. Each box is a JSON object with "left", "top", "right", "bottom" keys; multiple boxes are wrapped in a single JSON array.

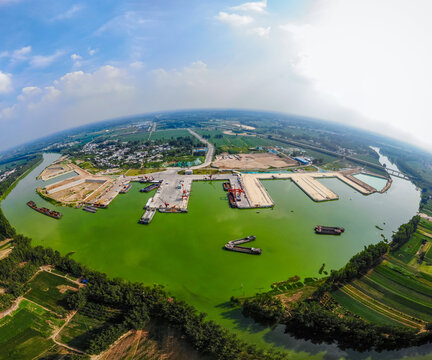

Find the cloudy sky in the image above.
[{"left": 0, "top": 0, "right": 431, "bottom": 151}]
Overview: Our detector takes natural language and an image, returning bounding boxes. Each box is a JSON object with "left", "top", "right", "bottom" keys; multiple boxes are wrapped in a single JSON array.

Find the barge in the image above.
[
  {"left": 120, "top": 183, "right": 132, "bottom": 193},
  {"left": 158, "top": 207, "right": 188, "bottom": 213},
  {"left": 315, "top": 225, "right": 345, "bottom": 235},
  {"left": 27, "top": 201, "right": 62, "bottom": 219},
  {"left": 140, "top": 181, "right": 161, "bottom": 193},
  {"left": 228, "top": 192, "right": 237, "bottom": 208},
  {"left": 224, "top": 235, "right": 261, "bottom": 255},
  {"left": 83, "top": 205, "right": 97, "bottom": 213},
  {"left": 139, "top": 209, "right": 156, "bottom": 224}
]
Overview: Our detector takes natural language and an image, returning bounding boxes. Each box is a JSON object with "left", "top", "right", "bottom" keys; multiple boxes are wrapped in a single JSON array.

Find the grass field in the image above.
[
  {"left": 150, "top": 129, "right": 191, "bottom": 141},
  {"left": 0, "top": 299, "right": 62, "bottom": 360},
  {"left": 331, "top": 289, "right": 403, "bottom": 326},
  {"left": 25, "top": 271, "right": 78, "bottom": 315},
  {"left": 331, "top": 219, "right": 432, "bottom": 328},
  {"left": 195, "top": 129, "right": 288, "bottom": 153}
]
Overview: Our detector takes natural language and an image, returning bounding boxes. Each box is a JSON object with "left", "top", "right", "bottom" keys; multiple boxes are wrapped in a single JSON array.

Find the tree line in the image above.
[{"left": 241, "top": 216, "right": 430, "bottom": 352}]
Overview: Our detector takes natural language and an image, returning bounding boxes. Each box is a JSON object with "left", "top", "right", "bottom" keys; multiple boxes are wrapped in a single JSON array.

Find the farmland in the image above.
[
  {"left": 0, "top": 299, "right": 62, "bottom": 360},
  {"left": 332, "top": 219, "right": 432, "bottom": 329},
  {"left": 25, "top": 271, "right": 79, "bottom": 315},
  {"left": 0, "top": 270, "right": 83, "bottom": 359}
]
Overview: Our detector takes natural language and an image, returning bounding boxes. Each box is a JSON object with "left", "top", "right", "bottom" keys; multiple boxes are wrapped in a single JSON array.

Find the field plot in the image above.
[
  {"left": 332, "top": 219, "right": 432, "bottom": 328},
  {"left": 195, "top": 129, "right": 287, "bottom": 153},
  {"left": 0, "top": 299, "right": 62, "bottom": 360},
  {"left": 26, "top": 271, "right": 78, "bottom": 315},
  {"left": 150, "top": 129, "right": 191, "bottom": 141},
  {"left": 212, "top": 153, "right": 297, "bottom": 170}
]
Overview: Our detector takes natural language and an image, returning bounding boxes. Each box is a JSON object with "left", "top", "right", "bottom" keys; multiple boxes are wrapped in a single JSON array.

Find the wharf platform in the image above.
[{"left": 240, "top": 168, "right": 387, "bottom": 207}]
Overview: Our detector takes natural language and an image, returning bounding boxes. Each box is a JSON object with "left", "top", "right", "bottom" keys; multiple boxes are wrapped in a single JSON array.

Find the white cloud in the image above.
[
  {"left": 232, "top": 0, "right": 267, "bottom": 13},
  {"left": 215, "top": 12, "right": 254, "bottom": 27},
  {"left": 88, "top": 48, "right": 97, "bottom": 56},
  {"left": 11, "top": 46, "right": 31, "bottom": 62},
  {"left": 279, "top": 0, "right": 432, "bottom": 150},
  {"left": 17, "top": 86, "right": 42, "bottom": 101},
  {"left": 251, "top": 26, "right": 270, "bottom": 38},
  {"left": 0, "top": 71, "right": 12, "bottom": 93},
  {"left": 52, "top": 4, "right": 84, "bottom": 20},
  {"left": 70, "top": 54, "right": 82, "bottom": 61},
  {"left": 95, "top": 11, "right": 150, "bottom": 36},
  {"left": 70, "top": 53, "right": 83, "bottom": 67},
  {"left": 31, "top": 50, "right": 64, "bottom": 68}
]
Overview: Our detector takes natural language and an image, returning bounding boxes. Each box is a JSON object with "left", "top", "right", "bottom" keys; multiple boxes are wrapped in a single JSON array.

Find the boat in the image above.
[
  {"left": 27, "top": 201, "right": 62, "bottom": 219},
  {"left": 91, "top": 203, "right": 108, "bottom": 209},
  {"left": 83, "top": 205, "right": 97, "bottom": 213},
  {"left": 224, "top": 236, "right": 261, "bottom": 255},
  {"left": 315, "top": 225, "right": 345, "bottom": 235},
  {"left": 120, "top": 183, "right": 132, "bottom": 193},
  {"left": 140, "top": 181, "right": 161, "bottom": 193},
  {"left": 222, "top": 182, "right": 230, "bottom": 191},
  {"left": 228, "top": 192, "right": 237, "bottom": 208}
]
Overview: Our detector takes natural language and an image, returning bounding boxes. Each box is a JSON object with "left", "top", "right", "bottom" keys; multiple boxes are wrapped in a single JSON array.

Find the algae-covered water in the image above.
[{"left": 2, "top": 152, "right": 427, "bottom": 359}]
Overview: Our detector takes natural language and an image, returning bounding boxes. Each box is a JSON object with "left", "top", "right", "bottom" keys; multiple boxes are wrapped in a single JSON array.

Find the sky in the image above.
[{"left": 0, "top": 0, "right": 431, "bottom": 151}]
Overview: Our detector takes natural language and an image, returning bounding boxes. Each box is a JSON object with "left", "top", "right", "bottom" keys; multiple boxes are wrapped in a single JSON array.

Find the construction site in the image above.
[{"left": 212, "top": 152, "right": 298, "bottom": 170}]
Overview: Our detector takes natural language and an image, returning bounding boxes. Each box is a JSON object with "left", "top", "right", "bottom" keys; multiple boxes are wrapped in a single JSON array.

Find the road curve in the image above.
[{"left": 187, "top": 129, "right": 215, "bottom": 169}]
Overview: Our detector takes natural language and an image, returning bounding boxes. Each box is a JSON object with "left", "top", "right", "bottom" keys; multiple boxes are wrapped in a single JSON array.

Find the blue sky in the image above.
[{"left": 1, "top": 0, "right": 431, "bottom": 152}]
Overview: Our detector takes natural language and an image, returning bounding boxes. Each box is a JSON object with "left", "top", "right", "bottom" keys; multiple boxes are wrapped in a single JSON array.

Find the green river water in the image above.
[{"left": 3, "top": 152, "right": 431, "bottom": 359}]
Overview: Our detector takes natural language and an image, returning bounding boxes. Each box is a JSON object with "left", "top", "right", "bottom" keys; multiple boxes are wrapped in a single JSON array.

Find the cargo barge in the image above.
[
  {"left": 224, "top": 235, "right": 261, "bottom": 255},
  {"left": 158, "top": 207, "right": 188, "bottom": 213},
  {"left": 83, "top": 205, "right": 97, "bottom": 213},
  {"left": 315, "top": 225, "right": 345, "bottom": 235},
  {"left": 139, "top": 209, "right": 156, "bottom": 224},
  {"left": 27, "top": 201, "right": 62, "bottom": 219},
  {"left": 228, "top": 192, "right": 237, "bottom": 208},
  {"left": 222, "top": 182, "right": 230, "bottom": 191},
  {"left": 120, "top": 183, "right": 132, "bottom": 193},
  {"left": 140, "top": 181, "right": 161, "bottom": 193},
  {"left": 91, "top": 203, "right": 107, "bottom": 209}
]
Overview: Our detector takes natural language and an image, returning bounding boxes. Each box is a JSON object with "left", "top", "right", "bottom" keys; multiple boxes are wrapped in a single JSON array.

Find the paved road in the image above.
[{"left": 188, "top": 129, "right": 215, "bottom": 169}]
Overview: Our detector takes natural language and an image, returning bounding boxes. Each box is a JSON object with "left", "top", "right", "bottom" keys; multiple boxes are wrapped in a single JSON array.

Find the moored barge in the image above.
[
  {"left": 27, "top": 201, "right": 62, "bottom": 219},
  {"left": 315, "top": 225, "right": 345, "bottom": 235},
  {"left": 224, "top": 235, "right": 261, "bottom": 255},
  {"left": 120, "top": 183, "right": 132, "bottom": 193},
  {"left": 140, "top": 181, "right": 162, "bottom": 193},
  {"left": 83, "top": 205, "right": 97, "bottom": 213},
  {"left": 228, "top": 192, "right": 237, "bottom": 208}
]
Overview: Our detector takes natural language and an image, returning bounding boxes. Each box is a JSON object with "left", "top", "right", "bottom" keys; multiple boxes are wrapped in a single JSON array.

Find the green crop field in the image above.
[
  {"left": 150, "top": 129, "right": 191, "bottom": 141},
  {"left": 393, "top": 232, "right": 425, "bottom": 264},
  {"left": 0, "top": 300, "right": 61, "bottom": 360},
  {"left": 331, "top": 221, "right": 432, "bottom": 327},
  {"left": 25, "top": 271, "right": 78, "bottom": 315},
  {"left": 331, "top": 289, "right": 402, "bottom": 326}
]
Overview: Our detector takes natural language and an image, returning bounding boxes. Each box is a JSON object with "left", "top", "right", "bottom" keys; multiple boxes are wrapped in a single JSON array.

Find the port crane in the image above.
[
  {"left": 159, "top": 198, "right": 170, "bottom": 208},
  {"left": 228, "top": 188, "right": 244, "bottom": 201},
  {"left": 180, "top": 184, "right": 189, "bottom": 200}
]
